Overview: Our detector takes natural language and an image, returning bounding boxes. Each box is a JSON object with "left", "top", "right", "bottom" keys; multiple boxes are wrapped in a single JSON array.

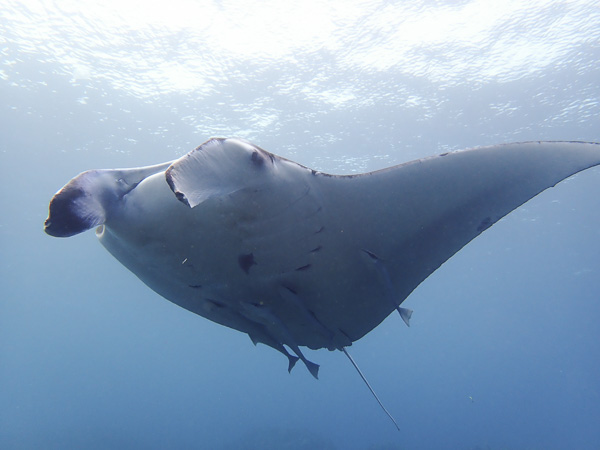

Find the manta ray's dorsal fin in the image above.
[{"left": 342, "top": 347, "right": 400, "bottom": 431}]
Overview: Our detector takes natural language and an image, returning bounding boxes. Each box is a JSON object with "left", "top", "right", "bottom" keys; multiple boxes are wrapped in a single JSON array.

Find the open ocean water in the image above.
[{"left": 1, "top": 1, "right": 600, "bottom": 449}]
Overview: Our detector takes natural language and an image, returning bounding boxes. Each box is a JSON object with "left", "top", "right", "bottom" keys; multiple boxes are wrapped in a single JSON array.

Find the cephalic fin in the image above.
[{"left": 44, "top": 162, "right": 172, "bottom": 237}]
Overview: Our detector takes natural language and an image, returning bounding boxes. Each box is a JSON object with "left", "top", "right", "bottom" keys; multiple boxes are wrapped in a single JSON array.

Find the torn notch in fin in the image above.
[{"left": 165, "top": 138, "right": 269, "bottom": 208}]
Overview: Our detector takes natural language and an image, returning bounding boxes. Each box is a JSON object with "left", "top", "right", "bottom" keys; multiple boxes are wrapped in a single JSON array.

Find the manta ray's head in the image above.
[
  {"left": 44, "top": 169, "right": 138, "bottom": 237},
  {"left": 45, "top": 161, "right": 172, "bottom": 238},
  {"left": 44, "top": 137, "right": 283, "bottom": 237}
]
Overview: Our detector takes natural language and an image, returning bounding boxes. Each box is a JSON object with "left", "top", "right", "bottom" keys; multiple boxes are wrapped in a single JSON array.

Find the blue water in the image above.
[{"left": 1, "top": 1, "right": 600, "bottom": 448}]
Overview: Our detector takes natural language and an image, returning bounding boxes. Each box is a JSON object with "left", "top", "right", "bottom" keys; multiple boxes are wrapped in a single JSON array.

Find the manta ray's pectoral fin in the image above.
[
  {"left": 342, "top": 347, "right": 400, "bottom": 431},
  {"left": 165, "top": 138, "right": 273, "bottom": 208},
  {"left": 362, "top": 249, "right": 413, "bottom": 327}
]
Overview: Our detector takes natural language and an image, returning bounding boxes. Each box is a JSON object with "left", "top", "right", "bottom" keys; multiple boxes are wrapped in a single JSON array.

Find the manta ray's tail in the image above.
[{"left": 342, "top": 347, "right": 400, "bottom": 431}]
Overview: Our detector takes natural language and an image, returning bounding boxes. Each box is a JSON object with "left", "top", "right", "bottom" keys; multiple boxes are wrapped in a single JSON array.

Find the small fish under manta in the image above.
[{"left": 45, "top": 138, "right": 600, "bottom": 429}]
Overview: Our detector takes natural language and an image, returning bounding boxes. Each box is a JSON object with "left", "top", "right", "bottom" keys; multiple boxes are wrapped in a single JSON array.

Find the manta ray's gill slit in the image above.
[
  {"left": 281, "top": 284, "right": 297, "bottom": 294},
  {"left": 239, "top": 300, "right": 321, "bottom": 379},
  {"left": 277, "top": 284, "right": 335, "bottom": 348},
  {"left": 233, "top": 188, "right": 323, "bottom": 254},
  {"left": 362, "top": 248, "right": 379, "bottom": 261},
  {"left": 205, "top": 298, "right": 226, "bottom": 309}
]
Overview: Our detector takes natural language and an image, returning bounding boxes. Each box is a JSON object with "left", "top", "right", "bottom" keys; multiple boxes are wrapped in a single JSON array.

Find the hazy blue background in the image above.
[{"left": 1, "top": 1, "right": 600, "bottom": 448}]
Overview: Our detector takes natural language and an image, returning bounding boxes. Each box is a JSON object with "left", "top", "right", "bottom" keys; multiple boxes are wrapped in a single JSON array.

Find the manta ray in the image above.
[{"left": 45, "top": 138, "right": 600, "bottom": 428}]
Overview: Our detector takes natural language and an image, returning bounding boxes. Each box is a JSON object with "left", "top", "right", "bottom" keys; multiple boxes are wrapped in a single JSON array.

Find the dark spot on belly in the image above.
[
  {"left": 309, "top": 245, "right": 322, "bottom": 253},
  {"left": 477, "top": 216, "right": 493, "bottom": 232},
  {"left": 189, "top": 284, "right": 202, "bottom": 289},
  {"left": 295, "top": 264, "right": 312, "bottom": 271},
  {"left": 238, "top": 253, "right": 256, "bottom": 274}
]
